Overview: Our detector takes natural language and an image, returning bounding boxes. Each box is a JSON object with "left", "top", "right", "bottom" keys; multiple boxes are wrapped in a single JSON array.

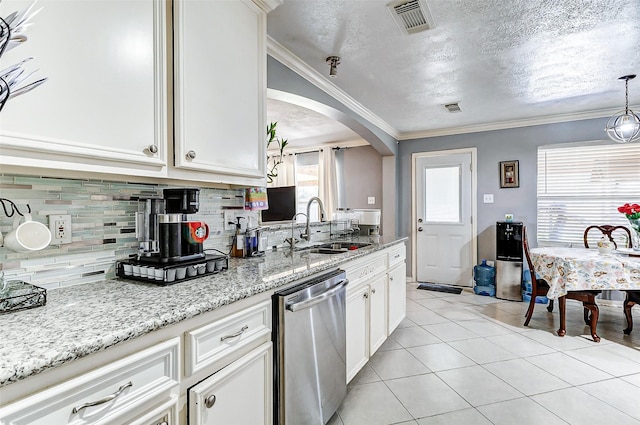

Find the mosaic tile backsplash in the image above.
[{"left": 0, "top": 174, "right": 264, "bottom": 289}]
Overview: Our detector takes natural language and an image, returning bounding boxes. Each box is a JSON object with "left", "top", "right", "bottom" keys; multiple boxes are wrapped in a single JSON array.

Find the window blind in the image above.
[{"left": 537, "top": 143, "right": 640, "bottom": 247}]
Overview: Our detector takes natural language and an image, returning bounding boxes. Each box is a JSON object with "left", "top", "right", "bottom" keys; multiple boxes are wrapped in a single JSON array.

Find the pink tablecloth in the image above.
[{"left": 530, "top": 247, "right": 640, "bottom": 299}]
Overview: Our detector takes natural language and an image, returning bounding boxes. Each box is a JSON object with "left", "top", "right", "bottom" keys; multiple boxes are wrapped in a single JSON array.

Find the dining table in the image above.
[{"left": 529, "top": 246, "right": 640, "bottom": 342}]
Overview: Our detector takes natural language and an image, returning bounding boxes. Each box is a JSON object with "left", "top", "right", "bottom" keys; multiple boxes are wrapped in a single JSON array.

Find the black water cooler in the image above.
[{"left": 495, "top": 221, "right": 523, "bottom": 301}]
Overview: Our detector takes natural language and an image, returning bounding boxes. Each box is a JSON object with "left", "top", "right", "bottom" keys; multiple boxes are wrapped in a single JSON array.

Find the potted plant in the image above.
[{"left": 266, "top": 122, "right": 288, "bottom": 184}]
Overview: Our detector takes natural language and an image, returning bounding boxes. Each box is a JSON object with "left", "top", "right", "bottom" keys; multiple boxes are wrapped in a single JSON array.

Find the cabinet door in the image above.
[
  {"left": 189, "top": 342, "right": 272, "bottom": 425},
  {"left": 368, "top": 275, "right": 388, "bottom": 355},
  {"left": 0, "top": 0, "right": 167, "bottom": 177},
  {"left": 346, "top": 284, "right": 369, "bottom": 383},
  {"left": 173, "top": 0, "right": 266, "bottom": 182},
  {"left": 388, "top": 263, "right": 407, "bottom": 333}
]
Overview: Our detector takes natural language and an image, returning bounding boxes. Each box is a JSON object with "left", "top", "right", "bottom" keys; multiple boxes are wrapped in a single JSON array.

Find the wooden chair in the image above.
[
  {"left": 584, "top": 225, "right": 632, "bottom": 250},
  {"left": 523, "top": 226, "right": 601, "bottom": 341},
  {"left": 582, "top": 225, "right": 639, "bottom": 335},
  {"left": 522, "top": 226, "right": 553, "bottom": 326}
]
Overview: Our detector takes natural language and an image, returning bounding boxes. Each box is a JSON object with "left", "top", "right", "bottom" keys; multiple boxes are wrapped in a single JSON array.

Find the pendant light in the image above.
[
  {"left": 605, "top": 74, "right": 640, "bottom": 143},
  {"left": 326, "top": 56, "right": 340, "bottom": 78}
]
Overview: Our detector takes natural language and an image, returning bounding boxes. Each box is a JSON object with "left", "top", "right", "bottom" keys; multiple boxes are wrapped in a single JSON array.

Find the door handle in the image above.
[
  {"left": 71, "top": 381, "right": 132, "bottom": 414},
  {"left": 286, "top": 279, "right": 349, "bottom": 312},
  {"left": 418, "top": 227, "right": 423, "bottom": 232}
]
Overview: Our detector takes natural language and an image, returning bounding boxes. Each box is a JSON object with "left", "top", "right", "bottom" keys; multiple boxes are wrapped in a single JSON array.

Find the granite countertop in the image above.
[{"left": 0, "top": 237, "right": 406, "bottom": 388}]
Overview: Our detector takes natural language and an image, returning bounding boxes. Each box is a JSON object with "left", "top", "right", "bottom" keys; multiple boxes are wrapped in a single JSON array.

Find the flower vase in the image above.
[{"left": 629, "top": 218, "right": 640, "bottom": 251}]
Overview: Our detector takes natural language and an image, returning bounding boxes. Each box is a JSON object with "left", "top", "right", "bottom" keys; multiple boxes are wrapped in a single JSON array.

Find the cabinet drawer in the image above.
[
  {"left": 0, "top": 338, "right": 180, "bottom": 425},
  {"left": 185, "top": 300, "right": 271, "bottom": 376},
  {"left": 387, "top": 244, "right": 406, "bottom": 267},
  {"left": 344, "top": 256, "right": 387, "bottom": 289}
]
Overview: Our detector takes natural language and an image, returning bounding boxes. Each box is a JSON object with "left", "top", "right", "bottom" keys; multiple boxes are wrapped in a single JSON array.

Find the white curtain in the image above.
[
  {"left": 268, "top": 154, "right": 295, "bottom": 187},
  {"left": 319, "top": 148, "right": 338, "bottom": 219}
]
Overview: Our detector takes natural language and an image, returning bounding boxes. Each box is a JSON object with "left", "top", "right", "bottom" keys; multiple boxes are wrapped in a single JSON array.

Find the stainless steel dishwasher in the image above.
[{"left": 273, "top": 268, "right": 349, "bottom": 425}]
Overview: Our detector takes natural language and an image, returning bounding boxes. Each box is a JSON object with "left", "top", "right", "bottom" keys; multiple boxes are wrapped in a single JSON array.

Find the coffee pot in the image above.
[{"left": 136, "top": 188, "right": 209, "bottom": 263}]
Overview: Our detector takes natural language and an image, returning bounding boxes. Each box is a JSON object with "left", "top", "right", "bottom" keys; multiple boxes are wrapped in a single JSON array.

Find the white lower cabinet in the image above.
[
  {"left": 388, "top": 262, "right": 407, "bottom": 333},
  {"left": 368, "top": 274, "right": 388, "bottom": 354},
  {"left": 345, "top": 243, "right": 406, "bottom": 383},
  {"left": 345, "top": 274, "right": 388, "bottom": 383},
  {"left": 0, "top": 338, "right": 180, "bottom": 425},
  {"left": 188, "top": 341, "right": 272, "bottom": 425},
  {"left": 346, "top": 283, "right": 369, "bottom": 382}
]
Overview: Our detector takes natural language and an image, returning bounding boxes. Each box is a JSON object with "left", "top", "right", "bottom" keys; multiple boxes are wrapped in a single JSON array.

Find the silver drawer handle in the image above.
[
  {"left": 220, "top": 325, "right": 248, "bottom": 342},
  {"left": 205, "top": 394, "right": 217, "bottom": 408},
  {"left": 394, "top": 254, "right": 400, "bottom": 259},
  {"left": 71, "top": 381, "right": 132, "bottom": 414},
  {"left": 186, "top": 150, "right": 197, "bottom": 160}
]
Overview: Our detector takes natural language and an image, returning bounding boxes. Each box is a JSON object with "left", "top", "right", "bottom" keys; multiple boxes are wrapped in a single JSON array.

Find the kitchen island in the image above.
[{"left": 0, "top": 237, "right": 406, "bottom": 424}]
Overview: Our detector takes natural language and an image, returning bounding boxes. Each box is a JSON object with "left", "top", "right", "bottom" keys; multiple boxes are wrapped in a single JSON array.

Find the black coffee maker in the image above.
[{"left": 138, "top": 188, "right": 208, "bottom": 263}]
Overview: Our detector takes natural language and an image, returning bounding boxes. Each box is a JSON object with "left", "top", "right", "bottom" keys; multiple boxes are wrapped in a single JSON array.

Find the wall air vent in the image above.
[
  {"left": 387, "top": 0, "right": 436, "bottom": 34},
  {"left": 443, "top": 102, "right": 462, "bottom": 113}
]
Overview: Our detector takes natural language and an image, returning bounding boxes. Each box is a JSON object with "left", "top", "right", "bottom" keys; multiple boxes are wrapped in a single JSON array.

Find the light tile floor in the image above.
[{"left": 329, "top": 284, "right": 640, "bottom": 425}]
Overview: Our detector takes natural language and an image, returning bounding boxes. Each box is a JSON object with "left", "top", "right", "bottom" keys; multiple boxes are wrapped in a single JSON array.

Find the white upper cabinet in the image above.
[
  {"left": 0, "top": 0, "right": 168, "bottom": 177},
  {"left": 172, "top": 0, "right": 267, "bottom": 186}
]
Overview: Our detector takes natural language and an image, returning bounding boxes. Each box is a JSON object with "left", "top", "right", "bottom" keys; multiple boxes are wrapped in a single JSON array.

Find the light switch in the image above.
[
  {"left": 368, "top": 196, "right": 375, "bottom": 205},
  {"left": 483, "top": 194, "right": 494, "bottom": 203}
]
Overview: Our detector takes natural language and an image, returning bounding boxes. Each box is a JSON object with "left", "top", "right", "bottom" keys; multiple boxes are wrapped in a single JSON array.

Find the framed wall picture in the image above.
[{"left": 499, "top": 160, "right": 519, "bottom": 188}]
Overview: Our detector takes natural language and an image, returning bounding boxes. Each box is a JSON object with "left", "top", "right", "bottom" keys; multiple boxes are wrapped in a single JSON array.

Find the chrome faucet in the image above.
[
  {"left": 286, "top": 213, "right": 307, "bottom": 250},
  {"left": 301, "top": 197, "right": 326, "bottom": 241}
]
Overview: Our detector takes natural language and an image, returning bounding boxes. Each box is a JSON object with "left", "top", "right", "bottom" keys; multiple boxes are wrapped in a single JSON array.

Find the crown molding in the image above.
[
  {"left": 252, "top": 0, "right": 282, "bottom": 13},
  {"left": 267, "top": 36, "right": 401, "bottom": 140},
  {"left": 397, "top": 106, "right": 637, "bottom": 140}
]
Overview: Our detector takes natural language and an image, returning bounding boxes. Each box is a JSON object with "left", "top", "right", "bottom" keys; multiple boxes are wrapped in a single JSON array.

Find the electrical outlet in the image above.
[
  {"left": 48, "top": 214, "right": 72, "bottom": 244},
  {"left": 367, "top": 196, "right": 375, "bottom": 205},
  {"left": 223, "top": 211, "right": 249, "bottom": 231},
  {"left": 483, "top": 194, "right": 494, "bottom": 203}
]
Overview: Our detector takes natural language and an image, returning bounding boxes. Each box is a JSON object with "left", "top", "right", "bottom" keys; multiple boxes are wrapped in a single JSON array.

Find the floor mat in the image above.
[{"left": 417, "top": 282, "right": 463, "bottom": 294}]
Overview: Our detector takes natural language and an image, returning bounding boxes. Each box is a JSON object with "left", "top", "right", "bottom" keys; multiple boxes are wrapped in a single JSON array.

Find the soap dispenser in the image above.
[{"left": 231, "top": 217, "right": 245, "bottom": 258}]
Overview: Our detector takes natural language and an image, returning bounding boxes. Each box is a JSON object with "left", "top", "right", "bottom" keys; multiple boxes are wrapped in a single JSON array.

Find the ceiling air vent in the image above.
[
  {"left": 387, "top": 0, "right": 435, "bottom": 34},
  {"left": 443, "top": 102, "right": 462, "bottom": 113}
]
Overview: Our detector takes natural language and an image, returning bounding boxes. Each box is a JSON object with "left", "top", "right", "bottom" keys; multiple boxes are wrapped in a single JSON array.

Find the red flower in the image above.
[{"left": 618, "top": 203, "right": 640, "bottom": 220}]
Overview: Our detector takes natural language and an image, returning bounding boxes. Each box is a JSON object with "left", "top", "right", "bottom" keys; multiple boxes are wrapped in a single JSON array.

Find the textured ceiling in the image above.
[
  {"left": 267, "top": 98, "right": 363, "bottom": 148},
  {"left": 267, "top": 0, "right": 640, "bottom": 139}
]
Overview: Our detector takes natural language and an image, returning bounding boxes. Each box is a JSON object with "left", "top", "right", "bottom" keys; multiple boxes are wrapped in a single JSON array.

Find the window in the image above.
[
  {"left": 424, "top": 166, "right": 461, "bottom": 223},
  {"left": 537, "top": 142, "right": 640, "bottom": 246},
  {"left": 295, "top": 152, "right": 320, "bottom": 221}
]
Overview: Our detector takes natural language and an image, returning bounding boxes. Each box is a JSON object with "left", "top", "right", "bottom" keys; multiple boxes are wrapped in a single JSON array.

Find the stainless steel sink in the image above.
[
  {"left": 319, "top": 242, "right": 372, "bottom": 250},
  {"left": 305, "top": 241, "right": 372, "bottom": 254}
]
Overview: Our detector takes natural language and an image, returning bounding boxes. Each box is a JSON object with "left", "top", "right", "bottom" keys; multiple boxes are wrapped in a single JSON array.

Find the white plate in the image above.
[{"left": 616, "top": 247, "right": 640, "bottom": 257}]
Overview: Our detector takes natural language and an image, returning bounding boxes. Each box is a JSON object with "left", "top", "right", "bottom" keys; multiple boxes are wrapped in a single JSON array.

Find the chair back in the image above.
[
  {"left": 522, "top": 226, "right": 535, "bottom": 273},
  {"left": 583, "top": 225, "right": 632, "bottom": 249}
]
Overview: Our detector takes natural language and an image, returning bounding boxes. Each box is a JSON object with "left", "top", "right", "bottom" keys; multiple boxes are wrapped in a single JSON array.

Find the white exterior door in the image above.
[{"left": 414, "top": 151, "right": 475, "bottom": 286}]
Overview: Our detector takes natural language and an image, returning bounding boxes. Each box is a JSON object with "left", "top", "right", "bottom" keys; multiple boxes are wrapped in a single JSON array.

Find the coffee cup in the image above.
[
  {"left": 3, "top": 213, "right": 52, "bottom": 252},
  {"left": 183, "top": 221, "right": 209, "bottom": 244}
]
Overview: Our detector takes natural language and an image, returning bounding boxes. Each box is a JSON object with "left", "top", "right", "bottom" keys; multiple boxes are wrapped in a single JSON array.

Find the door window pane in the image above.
[{"left": 424, "top": 166, "right": 461, "bottom": 223}]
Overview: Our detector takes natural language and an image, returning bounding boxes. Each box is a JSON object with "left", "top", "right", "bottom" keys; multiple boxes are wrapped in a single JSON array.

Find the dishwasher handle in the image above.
[{"left": 286, "top": 278, "right": 349, "bottom": 312}]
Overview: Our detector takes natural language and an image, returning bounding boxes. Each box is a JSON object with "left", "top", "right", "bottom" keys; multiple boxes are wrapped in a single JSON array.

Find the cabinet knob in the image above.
[
  {"left": 156, "top": 421, "right": 168, "bottom": 425},
  {"left": 146, "top": 144, "right": 158, "bottom": 154},
  {"left": 186, "top": 150, "right": 197, "bottom": 160},
  {"left": 371, "top": 288, "right": 376, "bottom": 294},
  {"left": 363, "top": 293, "right": 368, "bottom": 299},
  {"left": 390, "top": 277, "right": 394, "bottom": 281},
  {"left": 205, "top": 394, "right": 217, "bottom": 409},
  {"left": 418, "top": 227, "right": 423, "bottom": 232}
]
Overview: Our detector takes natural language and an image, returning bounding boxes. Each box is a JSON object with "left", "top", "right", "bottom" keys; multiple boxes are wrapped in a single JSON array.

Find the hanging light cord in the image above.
[{"left": 625, "top": 77, "right": 630, "bottom": 114}]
